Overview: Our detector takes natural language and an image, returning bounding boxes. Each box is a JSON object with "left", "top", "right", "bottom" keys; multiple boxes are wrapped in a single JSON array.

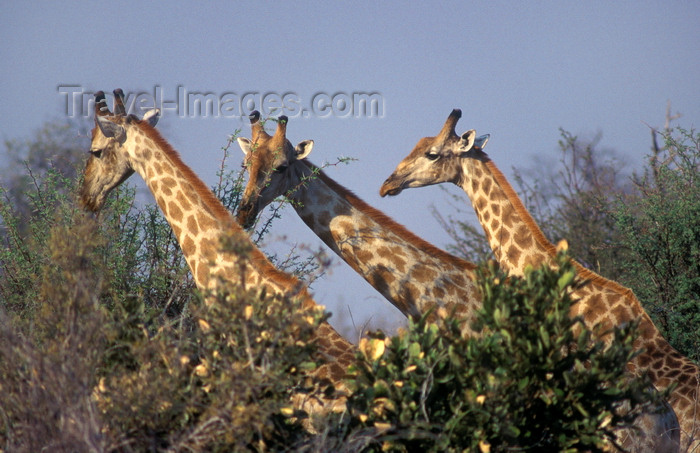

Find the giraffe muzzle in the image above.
[
  {"left": 236, "top": 201, "right": 258, "bottom": 230},
  {"left": 379, "top": 175, "right": 404, "bottom": 197}
]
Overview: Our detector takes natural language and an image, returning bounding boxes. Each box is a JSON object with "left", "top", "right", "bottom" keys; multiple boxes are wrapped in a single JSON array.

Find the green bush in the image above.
[
  {"left": 343, "top": 251, "right": 664, "bottom": 453},
  {"left": 614, "top": 127, "right": 700, "bottom": 362}
]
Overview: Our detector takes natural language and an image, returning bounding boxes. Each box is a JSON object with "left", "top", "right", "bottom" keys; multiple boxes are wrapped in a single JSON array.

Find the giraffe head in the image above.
[
  {"left": 236, "top": 111, "right": 314, "bottom": 229},
  {"left": 379, "top": 109, "right": 489, "bottom": 197},
  {"left": 80, "top": 90, "right": 160, "bottom": 211}
]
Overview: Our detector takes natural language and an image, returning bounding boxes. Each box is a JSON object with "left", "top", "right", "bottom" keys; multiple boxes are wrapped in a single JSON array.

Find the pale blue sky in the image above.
[{"left": 2, "top": 1, "right": 699, "bottom": 339}]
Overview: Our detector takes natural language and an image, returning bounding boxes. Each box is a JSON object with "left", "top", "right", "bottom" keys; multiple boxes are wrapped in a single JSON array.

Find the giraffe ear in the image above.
[
  {"left": 237, "top": 137, "right": 253, "bottom": 155},
  {"left": 96, "top": 115, "right": 126, "bottom": 142},
  {"left": 458, "top": 129, "right": 476, "bottom": 154},
  {"left": 294, "top": 140, "right": 314, "bottom": 160},
  {"left": 142, "top": 109, "right": 160, "bottom": 127},
  {"left": 474, "top": 134, "right": 490, "bottom": 150}
]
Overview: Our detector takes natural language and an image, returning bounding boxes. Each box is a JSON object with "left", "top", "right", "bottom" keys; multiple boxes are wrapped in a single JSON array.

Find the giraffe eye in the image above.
[
  {"left": 274, "top": 165, "right": 288, "bottom": 172},
  {"left": 89, "top": 149, "right": 103, "bottom": 158},
  {"left": 425, "top": 151, "right": 440, "bottom": 161}
]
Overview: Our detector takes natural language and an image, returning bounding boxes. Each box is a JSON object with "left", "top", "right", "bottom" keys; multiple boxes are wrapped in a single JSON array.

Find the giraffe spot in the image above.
[
  {"left": 198, "top": 214, "right": 218, "bottom": 232},
  {"left": 354, "top": 248, "right": 374, "bottom": 264},
  {"left": 333, "top": 203, "right": 348, "bottom": 216},
  {"left": 412, "top": 266, "right": 437, "bottom": 284},
  {"left": 432, "top": 286, "right": 445, "bottom": 299},
  {"left": 318, "top": 211, "right": 331, "bottom": 227},
  {"left": 666, "top": 356, "right": 681, "bottom": 370},
  {"left": 513, "top": 227, "right": 533, "bottom": 249},
  {"left": 168, "top": 201, "right": 184, "bottom": 222},
  {"left": 491, "top": 203, "right": 501, "bottom": 216},
  {"left": 201, "top": 238, "right": 217, "bottom": 263},
  {"left": 481, "top": 210, "right": 491, "bottom": 223},
  {"left": 502, "top": 206, "right": 517, "bottom": 229},
  {"left": 584, "top": 293, "right": 604, "bottom": 313},
  {"left": 153, "top": 161, "right": 163, "bottom": 175},
  {"left": 402, "top": 282, "right": 420, "bottom": 304},
  {"left": 177, "top": 192, "right": 192, "bottom": 212},
  {"left": 482, "top": 178, "right": 492, "bottom": 196},
  {"left": 142, "top": 147, "right": 151, "bottom": 160},
  {"left": 474, "top": 196, "right": 488, "bottom": 213},
  {"left": 338, "top": 220, "right": 355, "bottom": 234},
  {"left": 523, "top": 253, "right": 545, "bottom": 270},
  {"left": 171, "top": 224, "right": 181, "bottom": 239},
  {"left": 161, "top": 177, "right": 177, "bottom": 189},
  {"left": 197, "top": 265, "right": 209, "bottom": 287},
  {"left": 497, "top": 228, "right": 510, "bottom": 244},
  {"left": 505, "top": 246, "right": 522, "bottom": 267},
  {"left": 318, "top": 229, "right": 334, "bottom": 246},
  {"left": 368, "top": 268, "right": 395, "bottom": 302},
  {"left": 134, "top": 135, "right": 142, "bottom": 144},
  {"left": 182, "top": 235, "right": 196, "bottom": 257},
  {"left": 637, "top": 353, "right": 652, "bottom": 368},
  {"left": 490, "top": 218, "right": 500, "bottom": 233},
  {"left": 163, "top": 163, "right": 174, "bottom": 176},
  {"left": 376, "top": 246, "right": 393, "bottom": 259},
  {"left": 300, "top": 212, "right": 315, "bottom": 227},
  {"left": 451, "top": 273, "right": 466, "bottom": 287},
  {"left": 186, "top": 216, "right": 199, "bottom": 236},
  {"left": 608, "top": 301, "right": 630, "bottom": 322},
  {"left": 392, "top": 255, "right": 407, "bottom": 274},
  {"left": 472, "top": 167, "right": 483, "bottom": 179}
]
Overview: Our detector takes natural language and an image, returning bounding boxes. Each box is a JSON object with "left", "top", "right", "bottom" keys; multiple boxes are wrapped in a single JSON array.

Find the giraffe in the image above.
[
  {"left": 236, "top": 112, "right": 678, "bottom": 452},
  {"left": 80, "top": 90, "right": 356, "bottom": 415},
  {"left": 236, "top": 111, "right": 481, "bottom": 329},
  {"left": 380, "top": 109, "right": 698, "bottom": 451}
]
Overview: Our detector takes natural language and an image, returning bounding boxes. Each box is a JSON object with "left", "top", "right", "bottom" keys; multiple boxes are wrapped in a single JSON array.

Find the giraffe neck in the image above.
[
  {"left": 283, "top": 160, "right": 481, "bottom": 328},
  {"left": 459, "top": 152, "right": 555, "bottom": 276},
  {"left": 123, "top": 124, "right": 355, "bottom": 383},
  {"left": 458, "top": 152, "right": 699, "bottom": 448},
  {"left": 128, "top": 127, "right": 275, "bottom": 293}
]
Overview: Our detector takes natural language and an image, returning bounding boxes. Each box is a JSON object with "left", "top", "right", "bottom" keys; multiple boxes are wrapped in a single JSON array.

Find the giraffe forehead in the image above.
[
  {"left": 248, "top": 138, "right": 292, "bottom": 165},
  {"left": 409, "top": 136, "right": 437, "bottom": 156}
]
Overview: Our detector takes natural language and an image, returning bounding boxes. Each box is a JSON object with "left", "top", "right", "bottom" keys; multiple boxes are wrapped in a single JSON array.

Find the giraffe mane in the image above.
[
  {"left": 304, "top": 160, "right": 477, "bottom": 272},
  {"left": 484, "top": 158, "right": 637, "bottom": 299},
  {"left": 133, "top": 118, "right": 312, "bottom": 297}
]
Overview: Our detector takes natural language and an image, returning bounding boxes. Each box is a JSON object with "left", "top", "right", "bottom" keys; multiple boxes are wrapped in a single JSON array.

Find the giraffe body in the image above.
[
  {"left": 380, "top": 109, "right": 697, "bottom": 451},
  {"left": 81, "top": 91, "right": 355, "bottom": 415},
  {"left": 236, "top": 112, "right": 481, "bottom": 331}
]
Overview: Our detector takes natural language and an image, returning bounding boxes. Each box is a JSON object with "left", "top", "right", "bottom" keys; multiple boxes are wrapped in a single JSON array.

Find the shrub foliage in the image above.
[{"left": 344, "top": 252, "right": 663, "bottom": 452}]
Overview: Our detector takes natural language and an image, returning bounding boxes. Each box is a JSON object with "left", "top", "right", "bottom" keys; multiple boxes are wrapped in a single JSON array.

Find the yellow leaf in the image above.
[
  {"left": 198, "top": 319, "right": 211, "bottom": 332},
  {"left": 374, "top": 422, "right": 392, "bottom": 432},
  {"left": 556, "top": 239, "right": 569, "bottom": 252},
  {"left": 244, "top": 305, "right": 253, "bottom": 320},
  {"left": 361, "top": 338, "right": 385, "bottom": 361}
]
